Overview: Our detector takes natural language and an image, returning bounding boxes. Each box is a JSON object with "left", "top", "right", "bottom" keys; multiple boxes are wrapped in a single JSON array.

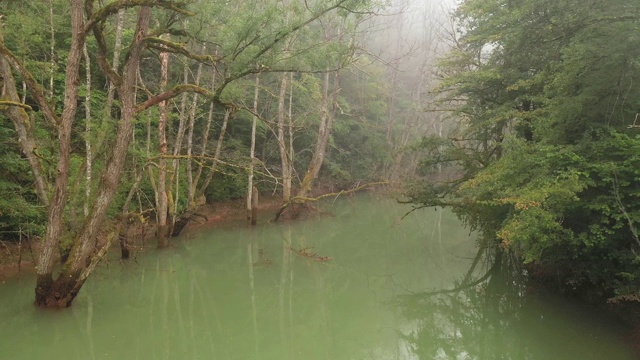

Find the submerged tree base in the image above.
[{"left": 35, "top": 271, "right": 83, "bottom": 308}]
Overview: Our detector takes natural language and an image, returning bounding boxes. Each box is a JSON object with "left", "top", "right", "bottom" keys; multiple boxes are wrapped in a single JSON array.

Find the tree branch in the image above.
[
  {"left": 145, "top": 37, "right": 219, "bottom": 65},
  {"left": 272, "top": 181, "right": 389, "bottom": 222},
  {"left": 0, "top": 43, "right": 59, "bottom": 126},
  {"left": 92, "top": 19, "right": 122, "bottom": 87},
  {"left": 134, "top": 84, "right": 214, "bottom": 113},
  {"left": 0, "top": 101, "right": 32, "bottom": 111},
  {"left": 84, "top": 0, "right": 194, "bottom": 34}
]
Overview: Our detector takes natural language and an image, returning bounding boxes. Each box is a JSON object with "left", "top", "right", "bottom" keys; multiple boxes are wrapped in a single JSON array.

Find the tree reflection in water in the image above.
[
  {"left": 391, "top": 246, "right": 635, "bottom": 360},
  {"left": 392, "top": 247, "right": 528, "bottom": 359}
]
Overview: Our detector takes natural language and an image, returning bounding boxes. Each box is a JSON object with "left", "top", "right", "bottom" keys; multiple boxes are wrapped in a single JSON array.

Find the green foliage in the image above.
[
  {"left": 0, "top": 118, "right": 45, "bottom": 239},
  {"left": 204, "top": 166, "right": 249, "bottom": 202},
  {"left": 327, "top": 113, "right": 388, "bottom": 186},
  {"left": 0, "top": 0, "right": 389, "bottom": 242},
  {"left": 415, "top": 0, "right": 640, "bottom": 299}
]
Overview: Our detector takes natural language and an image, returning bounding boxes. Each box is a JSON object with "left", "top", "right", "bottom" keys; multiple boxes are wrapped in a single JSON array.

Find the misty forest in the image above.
[{"left": 1, "top": 0, "right": 640, "bottom": 359}]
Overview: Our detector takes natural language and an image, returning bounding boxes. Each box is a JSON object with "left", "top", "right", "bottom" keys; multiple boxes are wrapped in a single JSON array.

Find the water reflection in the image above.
[
  {"left": 394, "top": 248, "right": 635, "bottom": 360},
  {"left": 0, "top": 195, "right": 635, "bottom": 359}
]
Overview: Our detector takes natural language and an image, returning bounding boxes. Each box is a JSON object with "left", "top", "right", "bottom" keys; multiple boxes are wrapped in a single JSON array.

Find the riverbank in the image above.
[{"left": 0, "top": 194, "right": 286, "bottom": 283}]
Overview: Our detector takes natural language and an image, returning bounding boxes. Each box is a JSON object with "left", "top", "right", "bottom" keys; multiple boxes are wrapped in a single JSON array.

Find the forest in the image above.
[
  {"left": 0, "top": 0, "right": 444, "bottom": 308},
  {"left": 0, "top": 0, "right": 639, "bottom": 317},
  {"left": 411, "top": 0, "right": 640, "bottom": 304}
]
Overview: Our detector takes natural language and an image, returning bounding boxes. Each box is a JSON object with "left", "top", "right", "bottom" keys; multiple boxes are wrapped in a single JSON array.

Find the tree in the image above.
[
  {"left": 0, "top": 0, "right": 391, "bottom": 307},
  {"left": 276, "top": 72, "right": 294, "bottom": 202},
  {"left": 1, "top": 1, "right": 179, "bottom": 307},
  {"left": 156, "top": 33, "right": 170, "bottom": 248},
  {"left": 413, "top": 0, "right": 640, "bottom": 300},
  {"left": 246, "top": 72, "right": 260, "bottom": 225}
]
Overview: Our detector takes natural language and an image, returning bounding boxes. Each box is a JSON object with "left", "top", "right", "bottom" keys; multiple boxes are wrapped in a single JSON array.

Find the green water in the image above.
[{"left": 0, "top": 194, "right": 635, "bottom": 359}]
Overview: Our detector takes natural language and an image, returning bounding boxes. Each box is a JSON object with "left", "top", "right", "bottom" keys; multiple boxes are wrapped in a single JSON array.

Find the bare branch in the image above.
[
  {"left": 145, "top": 37, "right": 220, "bottom": 65},
  {"left": 84, "top": 0, "right": 194, "bottom": 34},
  {"left": 92, "top": 19, "right": 122, "bottom": 87},
  {"left": 0, "top": 43, "right": 59, "bottom": 126},
  {"left": 135, "top": 84, "right": 215, "bottom": 114}
]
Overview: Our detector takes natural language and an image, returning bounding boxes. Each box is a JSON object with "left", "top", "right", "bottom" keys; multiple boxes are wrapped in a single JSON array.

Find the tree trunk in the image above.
[
  {"left": 251, "top": 186, "right": 259, "bottom": 226},
  {"left": 117, "top": 170, "right": 145, "bottom": 260},
  {"left": 156, "top": 34, "right": 170, "bottom": 249},
  {"left": 296, "top": 70, "right": 339, "bottom": 198},
  {"left": 287, "top": 72, "right": 295, "bottom": 196},
  {"left": 170, "top": 61, "right": 189, "bottom": 221},
  {"left": 277, "top": 73, "right": 292, "bottom": 202},
  {"left": 168, "top": 42, "right": 205, "bottom": 236},
  {"left": 247, "top": 73, "right": 260, "bottom": 224},
  {"left": 191, "top": 61, "right": 217, "bottom": 211},
  {"left": 35, "top": 0, "right": 86, "bottom": 308},
  {"left": 186, "top": 44, "right": 205, "bottom": 209},
  {"left": 83, "top": 38, "right": 92, "bottom": 217},
  {"left": 35, "top": 6, "right": 151, "bottom": 308},
  {"left": 106, "top": 8, "right": 125, "bottom": 116},
  {"left": 195, "top": 108, "right": 230, "bottom": 201},
  {"left": 48, "top": 0, "right": 56, "bottom": 100}
]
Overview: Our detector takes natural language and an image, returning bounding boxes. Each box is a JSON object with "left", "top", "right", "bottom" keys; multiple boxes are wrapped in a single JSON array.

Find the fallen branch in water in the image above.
[
  {"left": 287, "top": 246, "right": 332, "bottom": 262},
  {"left": 272, "top": 181, "right": 389, "bottom": 222}
]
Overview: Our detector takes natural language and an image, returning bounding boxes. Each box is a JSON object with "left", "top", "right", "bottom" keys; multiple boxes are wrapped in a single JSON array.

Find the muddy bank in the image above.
[
  {"left": 182, "top": 195, "right": 284, "bottom": 233},
  {"left": 0, "top": 239, "right": 38, "bottom": 283}
]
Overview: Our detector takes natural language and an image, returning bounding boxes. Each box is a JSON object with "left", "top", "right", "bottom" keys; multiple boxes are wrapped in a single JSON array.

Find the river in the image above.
[{"left": 0, "top": 194, "right": 635, "bottom": 359}]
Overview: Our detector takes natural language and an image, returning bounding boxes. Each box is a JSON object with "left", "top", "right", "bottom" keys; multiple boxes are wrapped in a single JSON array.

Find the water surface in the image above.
[{"left": 0, "top": 194, "right": 635, "bottom": 359}]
